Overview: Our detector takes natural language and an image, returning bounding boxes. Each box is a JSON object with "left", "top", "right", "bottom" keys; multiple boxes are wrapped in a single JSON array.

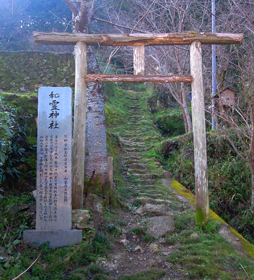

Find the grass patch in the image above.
[
  {"left": 119, "top": 269, "right": 166, "bottom": 280},
  {"left": 166, "top": 226, "right": 254, "bottom": 279}
]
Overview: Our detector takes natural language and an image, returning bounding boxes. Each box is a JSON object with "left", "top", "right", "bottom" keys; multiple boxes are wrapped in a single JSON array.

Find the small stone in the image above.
[
  {"left": 20, "top": 86, "right": 27, "bottom": 92},
  {"left": 134, "top": 245, "right": 144, "bottom": 253},
  {"left": 137, "top": 197, "right": 153, "bottom": 205},
  {"left": 159, "top": 238, "right": 166, "bottom": 244},
  {"left": 189, "top": 232, "right": 199, "bottom": 239},
  {"left": 32, "top": 190, "right": 36, "bottom": 199},
  {"left": 149, "top": 243, "right": 159, "bottom": 253},
  {"left": 0, "top": 247, "right": 9, "bottom": 260},
  {"left": 119, "top": 239, "right": 129, "bottom": 246},
  {"left": 154, "top": 199, "right": 171, "bottom": 204},
  {"left": 72, "top": 209, "right": 90, "bottom": 229},
  {"left": 84, "top": 195, "right": 104, "bottom": 214},
  {"left": 136, "top": 203, "right": 168, "bottom": 216},
  {"left": 10, "top": 204, "right": 30, "bottom": 214},
  {"left": 147, "top": 216, "right": 175, "bottom": 238}
]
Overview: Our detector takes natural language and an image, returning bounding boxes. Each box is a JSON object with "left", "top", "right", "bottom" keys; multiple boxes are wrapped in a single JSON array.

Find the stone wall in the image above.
[{"left": 0, "top": 52, "right": 75, "bottom": 92}]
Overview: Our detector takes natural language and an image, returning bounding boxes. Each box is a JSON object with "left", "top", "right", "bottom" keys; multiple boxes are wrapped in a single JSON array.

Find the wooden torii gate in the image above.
[{"left": 33, "top": 32, "right": 243, "bottom": 226}]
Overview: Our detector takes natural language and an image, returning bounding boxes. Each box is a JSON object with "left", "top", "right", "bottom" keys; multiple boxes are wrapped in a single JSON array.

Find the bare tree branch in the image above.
[
  {"left": 231, "top": 0, "right": 254, "bottom": 31},
  {"left": 12, "top": 253, "right": 41, "bottom": 280},
  {"left": 93, "top": 17, "right": 145, "bottom": 33},
  {"left": 103, "top": 0, "right": 157, "bottom": 74},
  {"left": 63, "top": 0, "right": 78, "bottom": 17}
]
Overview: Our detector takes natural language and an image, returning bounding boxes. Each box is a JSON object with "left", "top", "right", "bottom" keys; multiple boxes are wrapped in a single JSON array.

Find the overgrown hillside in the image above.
[
  {"left": 147, "top": 92, "right": 254, "bottom": 244},
  {"left": 1, "top": 53, "right": 254, "bottom": 279},
  {"left": 0, "top": 52, "right": 75, "bottom": 92}
]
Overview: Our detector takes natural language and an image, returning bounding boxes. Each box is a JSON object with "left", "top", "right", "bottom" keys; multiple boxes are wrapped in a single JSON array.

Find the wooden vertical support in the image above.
[
  {"left": 107, "top": 156, "right": 113, "bottom": 187},
  {"left": 72, "top": 42, "right": 87, "bottom": 209},
  {"left": 133, "top": 45, "right": 145, "bottom": 75},
  {"left": 190, "top": 41, "right": 209, "bottom": 226}
]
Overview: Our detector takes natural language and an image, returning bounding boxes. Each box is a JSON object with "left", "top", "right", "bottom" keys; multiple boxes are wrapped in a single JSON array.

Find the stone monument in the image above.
[{"left": 23, "top": 87, "right": 82, "bottom": 248}]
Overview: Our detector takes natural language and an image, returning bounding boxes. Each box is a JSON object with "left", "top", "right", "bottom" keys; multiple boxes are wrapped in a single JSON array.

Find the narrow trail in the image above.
[
  {"left": 98, "top": 89, "right": 254, "bottom": 280},
  {"left": 100, "top": 91, "right": 188, "bottom": 279}
]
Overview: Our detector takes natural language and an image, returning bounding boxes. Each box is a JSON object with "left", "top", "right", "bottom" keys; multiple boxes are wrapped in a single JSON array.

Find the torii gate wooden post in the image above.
[
  {"left": 190, "top": 41, "right": 209, "bottom": 225},
  {"left": 72, "top": 42, "right": 87, "bottom": 209},
  {"left": 33, "top": 32, "right": 243, "bottom": 225}
]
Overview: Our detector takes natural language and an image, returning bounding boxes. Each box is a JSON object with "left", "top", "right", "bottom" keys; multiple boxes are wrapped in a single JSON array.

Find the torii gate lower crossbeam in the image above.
[{"left": 33, "top": 31, "right": 243, "bottom": 226}]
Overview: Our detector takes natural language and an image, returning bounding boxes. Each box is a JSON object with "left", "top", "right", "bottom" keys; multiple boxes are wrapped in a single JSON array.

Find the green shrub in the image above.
[{"left": 158, "top": 130, "right": 254, "bottom": 243}]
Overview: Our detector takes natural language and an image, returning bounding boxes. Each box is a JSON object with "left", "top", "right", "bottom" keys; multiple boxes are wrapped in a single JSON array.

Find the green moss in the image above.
[
  {"left": 196, "top": 206, "right": 209, "bottom": 227},
  {"left": 170, "top": 180, "right": 196, "bottom": 205},
  {"left": 169, "top": 179, "right": 254, "bottom": 259},
  {"left": 230, "top": 228, "right": 254, "bottom": 259}
]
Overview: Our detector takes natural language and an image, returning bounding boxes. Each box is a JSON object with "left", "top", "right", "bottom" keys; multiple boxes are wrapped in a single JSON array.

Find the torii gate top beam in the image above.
[{"left": 33, "top": 32, "right": 243, "bottom": 46}]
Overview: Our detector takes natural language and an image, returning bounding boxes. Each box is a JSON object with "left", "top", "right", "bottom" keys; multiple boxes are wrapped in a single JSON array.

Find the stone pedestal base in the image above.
[{"left": 23, "top": 230, "right": 82, "bottom": 248}]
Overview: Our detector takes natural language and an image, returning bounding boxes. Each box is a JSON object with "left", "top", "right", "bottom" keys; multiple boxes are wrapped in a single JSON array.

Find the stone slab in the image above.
[
  {"left": 147, "top": 216, "right": 175, "bottom": 238},
  {"left": 36, "top": 87, "right": 72, "bottom": 231},
  {"left": 23, "top": 230, "right": 82, "bottom": 248}
]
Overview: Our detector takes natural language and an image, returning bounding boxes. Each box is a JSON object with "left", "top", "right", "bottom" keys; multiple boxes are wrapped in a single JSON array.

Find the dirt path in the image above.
[{"left": 94, "top": 90, "right": 254, "bottom": 280}]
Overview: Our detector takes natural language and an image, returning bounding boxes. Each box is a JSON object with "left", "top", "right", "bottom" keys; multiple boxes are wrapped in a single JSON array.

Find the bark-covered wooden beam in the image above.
[
  {"left": 33, "top": 32, "right": 243, "bottom": 46},
  {"left": 84, "top": 74, "right": 193, "bottom": 83},
  {"left": 190, "top": 41, "right": 209, "bottom": 226}
]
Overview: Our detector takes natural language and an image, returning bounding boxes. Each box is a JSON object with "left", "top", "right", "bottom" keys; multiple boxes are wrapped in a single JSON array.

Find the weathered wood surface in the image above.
[
  {"left": 133, "top": 45, "right": 145, "bottom": 75},
  {"left": 190, "top": 41, "right": 209, "bottom": 226},
  {"left": 33, "top": 32, "right": 243, "bottom": 46},
  {"left": 85, "top": 74, "right": 192, "bottom": 83},
  {"left": 72, "top": 42, "right": 87, "bottom": 210}
]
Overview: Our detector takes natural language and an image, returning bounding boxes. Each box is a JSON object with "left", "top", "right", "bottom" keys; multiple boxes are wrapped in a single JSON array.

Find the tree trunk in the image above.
[
  {"left": 251, "top": 166, "right": 254, "bottom": 211},
  {"left": 84, "top": 47, "right": 109, "bottom": 186},
  {"left": 180, "top": 82, "right": 192, "bottom": 133}
]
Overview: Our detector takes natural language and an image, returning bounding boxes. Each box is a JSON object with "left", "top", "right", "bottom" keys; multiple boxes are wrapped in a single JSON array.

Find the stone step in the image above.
[
  {"left": 127, "top": 169, "right": 149, "bottom": 174},
  {"left": 123, "top": 143, "right": 146, "bottom": 149},
  {"left": 131, "top": 114, "right": 143, "bottom": 119},
  {"left": 131, "top": 173, "right": 158, "bottom": 179},
  {"left": 125, "top": 147, "right": 148, "bottom": 153},
  {"left": 122, "top": 137, "right": 145, "bottom": 143},
  {"left": 127, "top": 118, "right": 144, "bottom": 121},
  {"left": 138, "top": 192, "right": 160, "bottom": 196},
  {"left": 122, "top": 154, "right": 143, "bottom": 159},
  {"left": 135, "top": 197, "right": 172, "bottom": 205},
  {"left": 125, "top": 163, "right": 147, "bottom": 169},
  {"left": 122, "top": 155, "right": 143, "bottom": 160},
  {"left": 136, "top": 185, "right": 157, "bottom": 189},
  {"left": 134, "top": 179, "right": 157, "bottom": 185},
  {"left": 123, "top": 159, "right": 143, "bottom": 165},
  {"left": 123, "top": 132, "right": 146, "bottom": 136},
  {"left": 126, "top": 111, "right": 143, "bottom": 115}
]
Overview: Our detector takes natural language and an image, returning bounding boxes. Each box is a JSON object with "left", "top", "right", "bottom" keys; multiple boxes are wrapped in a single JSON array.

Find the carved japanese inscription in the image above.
[{"left": 36, "top": 87, "right": 72, "bottom": 230}]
